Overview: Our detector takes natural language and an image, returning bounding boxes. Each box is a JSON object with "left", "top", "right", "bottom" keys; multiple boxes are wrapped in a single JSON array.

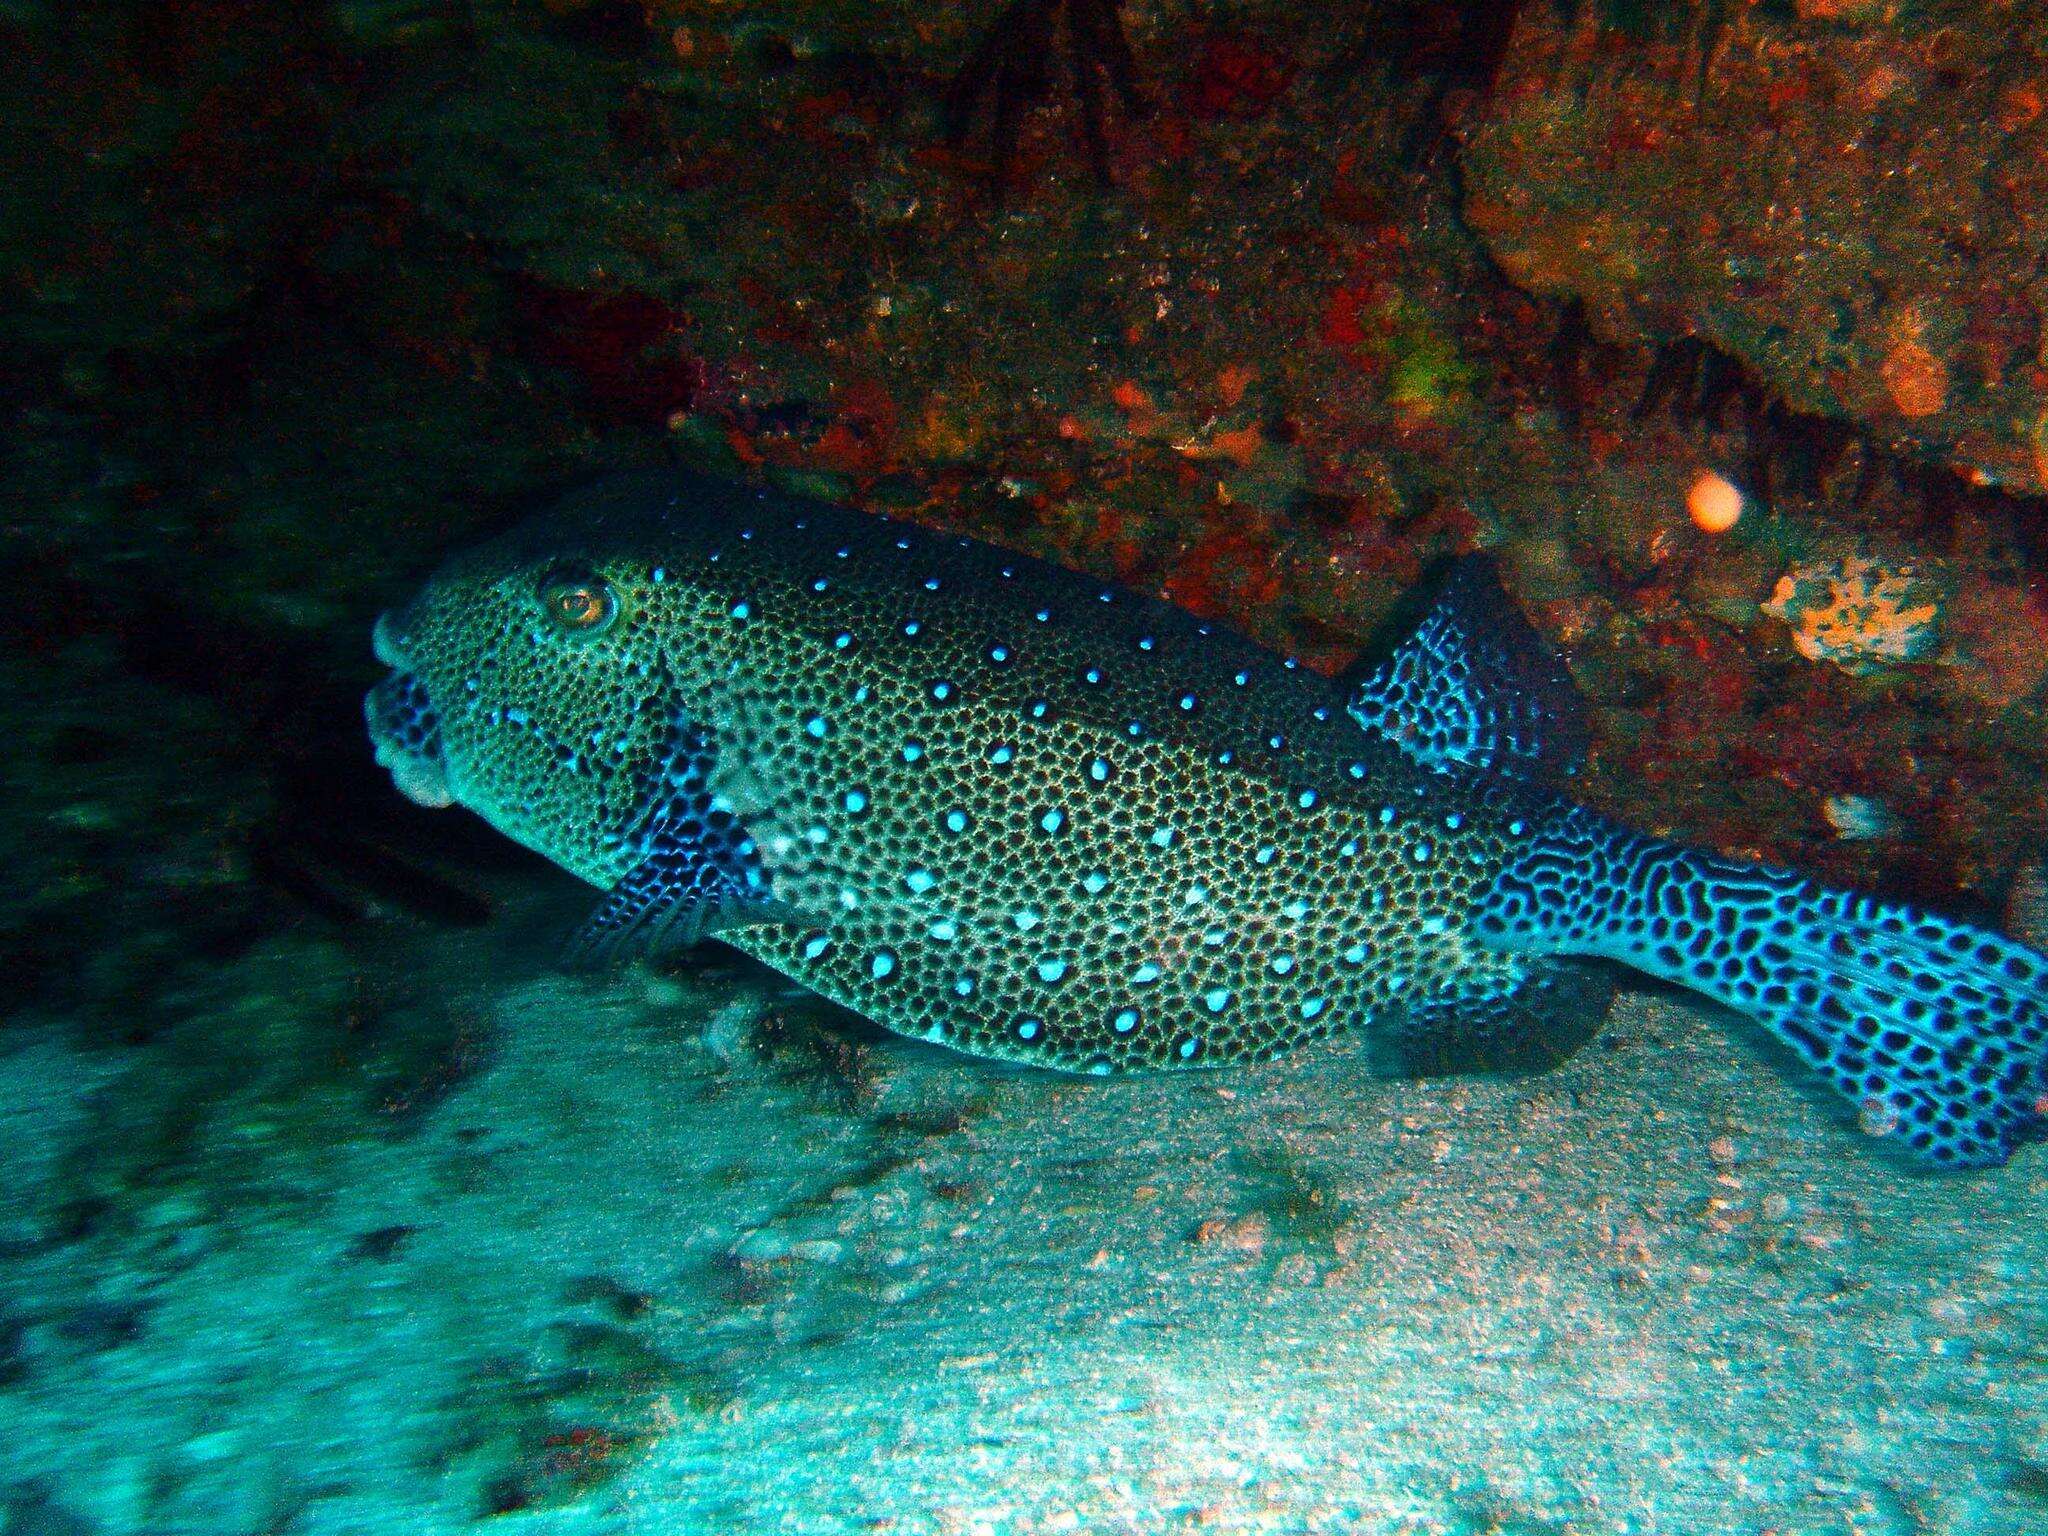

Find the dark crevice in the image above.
[
  {"left": 1620, "top": 331, "right": 2048, "bottom": 535},
  {"left": 943, "top": 0, "right": 1146, "bottom": 200},
  {"left": 1547, "top": 297, "right": 1625, "bottom": 433},
  {"left": 0, "top": 551, "right": 515, "bottom": 934}
]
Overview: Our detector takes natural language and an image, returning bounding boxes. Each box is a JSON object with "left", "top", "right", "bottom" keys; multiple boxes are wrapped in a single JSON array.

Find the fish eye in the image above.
[{"left": 538, "top": 566, "right": 618, "bottom": 635}]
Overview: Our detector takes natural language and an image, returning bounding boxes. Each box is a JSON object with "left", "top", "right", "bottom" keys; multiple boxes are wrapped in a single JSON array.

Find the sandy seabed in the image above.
[{"left": 1, "top": 889, "right": 2042, "bottom": 1536}]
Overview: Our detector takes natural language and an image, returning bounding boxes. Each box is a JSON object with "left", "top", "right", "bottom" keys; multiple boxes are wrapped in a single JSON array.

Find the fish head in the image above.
[{"left": 365, "top": 501, "right": 725, "bottom": 886}]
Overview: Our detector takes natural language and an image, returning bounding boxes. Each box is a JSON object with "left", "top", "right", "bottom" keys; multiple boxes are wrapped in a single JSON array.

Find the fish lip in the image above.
[
  {"left": 365, "top": 661, "right": 455, "bottom": 810},
  {"left": 379, "top": 743, "right": 455, "bottom": 808}
]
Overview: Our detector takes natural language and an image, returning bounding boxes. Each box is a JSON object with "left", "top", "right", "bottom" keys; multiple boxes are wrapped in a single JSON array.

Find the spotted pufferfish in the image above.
[{"left": 366, "top": 472, "right": 2048, "bottom": 1169}]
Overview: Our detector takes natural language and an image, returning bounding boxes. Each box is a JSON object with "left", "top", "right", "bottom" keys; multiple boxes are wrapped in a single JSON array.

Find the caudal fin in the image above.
[{"left": 1472, "top": 805, "right": 2048, "bottom": 1168}]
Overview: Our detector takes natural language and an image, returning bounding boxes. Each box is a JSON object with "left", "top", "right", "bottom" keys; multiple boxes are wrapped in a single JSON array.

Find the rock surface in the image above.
[{"left": 1464, "top": 0, "right": 2048, "bottom": 495}]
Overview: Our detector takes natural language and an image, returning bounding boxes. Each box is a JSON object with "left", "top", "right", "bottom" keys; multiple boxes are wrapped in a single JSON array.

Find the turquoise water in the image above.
[
  {"left": 7, "top": 2, "right": 2048, "bottom": 1532},
  {"left": 6, "top": 868, "right": 2044, "bottom": 1532}
]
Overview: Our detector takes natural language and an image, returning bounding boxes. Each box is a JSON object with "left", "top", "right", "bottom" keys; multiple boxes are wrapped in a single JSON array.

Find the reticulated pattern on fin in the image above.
[
  {"left": 1472, "top": 805, "right": 2048, "bottom": 1168},
  {"left": 1346, "top": 555, "right": 1588, "bottom": 783},
  {"left": 567, "top": 716, "right": 786, "bottom": 963},
  {"left": 1375, "top": 957, "right": 1616, "bottom": 1079}
]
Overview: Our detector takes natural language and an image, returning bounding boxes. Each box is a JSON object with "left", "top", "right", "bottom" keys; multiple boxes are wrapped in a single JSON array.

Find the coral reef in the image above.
[{"left": 1463, "top": 0, "right": 2048, "bottom": 498}]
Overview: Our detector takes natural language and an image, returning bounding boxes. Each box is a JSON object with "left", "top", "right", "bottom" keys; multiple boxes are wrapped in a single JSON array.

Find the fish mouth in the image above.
[{"left": 366, "top": 610, "right": 453, "bottom": 810}]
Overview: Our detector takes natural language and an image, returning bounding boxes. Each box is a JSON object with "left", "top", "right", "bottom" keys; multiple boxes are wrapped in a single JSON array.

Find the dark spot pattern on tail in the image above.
[{"left": 1476, "top": 805, "right": 2048, "bottom": 1168}]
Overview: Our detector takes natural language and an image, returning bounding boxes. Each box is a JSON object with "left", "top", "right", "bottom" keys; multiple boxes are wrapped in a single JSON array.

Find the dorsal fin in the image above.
[{"left": 1345, "top": 554, "right": 1588, "bottom": 781}]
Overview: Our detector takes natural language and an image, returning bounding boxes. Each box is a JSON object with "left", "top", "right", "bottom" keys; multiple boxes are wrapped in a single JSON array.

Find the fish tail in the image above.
[{"left": 1472, "top": 804, "right": 2048, "bottom": 1168}]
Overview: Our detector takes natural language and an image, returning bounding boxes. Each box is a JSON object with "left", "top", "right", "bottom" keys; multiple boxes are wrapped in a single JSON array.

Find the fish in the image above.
[{"left": 366, "top": 471, "right": 2048, "bottom": 1169}]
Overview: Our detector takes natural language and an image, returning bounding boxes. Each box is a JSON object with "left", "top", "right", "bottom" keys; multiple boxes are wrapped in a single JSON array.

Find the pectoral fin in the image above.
[
  {"left": 565, "top": 710, "right": 803, "bottom": 966},
  {"left": 565, "top": 822, "right": 800, "bottom": 965}
]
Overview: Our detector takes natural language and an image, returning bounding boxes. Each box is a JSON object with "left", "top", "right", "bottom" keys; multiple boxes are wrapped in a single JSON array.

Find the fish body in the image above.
[{"left": 369, "top": 473, "right": 2048, "bottom": 1168}]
